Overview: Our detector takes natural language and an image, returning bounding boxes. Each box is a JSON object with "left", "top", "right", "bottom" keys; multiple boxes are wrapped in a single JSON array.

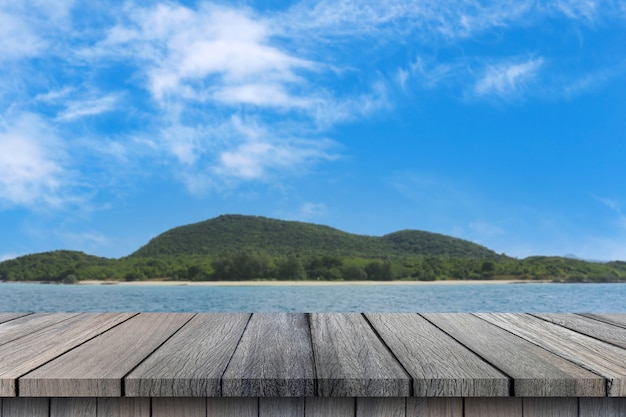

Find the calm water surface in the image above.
[{"left": 1, "top": 282, "right": 625, "bottom": 312}]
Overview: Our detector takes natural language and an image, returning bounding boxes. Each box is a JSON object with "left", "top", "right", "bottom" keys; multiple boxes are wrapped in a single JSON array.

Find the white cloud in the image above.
[
  {"left": 0, "top": 114, "right": 67, "bottom": 207},
  {"left": 56, "top": 94, "right": 119, "bottom": 121},
  {"left": 554, "top": 0, "right": 597, "bottom": 21},
  {"left": 0, "top": 10, "right": 44, "bottom": 61},
  {"left": 299, "top": 202, "right": 328, "bottom": 219},
  {"left": 99, "top": 3, "right": 316, "bottom": 108},
  {"left": 474, "top": 58, "right": 544, "bottom": 98},
  {"left": 212, "top": 83, "right": 313, "bottom": 110},
  {"left": 55, "top": 230, "right": 110, "bottom": 248},
  {"left": 397, "top": 56, "right": 458, "bottom": 91},
  {"left": 0, "top": 0, "right": 75, "bottom": 62},
  {"left": 214, "top": 117, "right": 337, "bottom": 181},
  {"left": 281, "top": 0, "right": 537, "bottom": 42}
]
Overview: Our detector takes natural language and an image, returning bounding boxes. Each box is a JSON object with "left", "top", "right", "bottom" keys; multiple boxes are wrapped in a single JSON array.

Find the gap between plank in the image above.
[
  {"left": 120, "top": 313, "right": 198, "bottom": 397},
  {"left": 471, "top": 313, "right": 611, "bottom": 393},
  {"left": 360, "top": 313, "right": 414, "bottom": 396},
  {"left": 14, "top": 312, "right": 140, "bottom": 397},
  {"left": 529, "top": 313, "right": 626, "bottom": 352},
  {"left": 219, "top": 313, "right": 254, "bottom": 397},
  {"left": 0, "top": 313, "right": 82, "bottom": 349},
  {"left": 418, "top": 313, "right": 516, "bottom": 397},
  {"left": 305, "top": 313, "right": 319, "bottom": 397}
]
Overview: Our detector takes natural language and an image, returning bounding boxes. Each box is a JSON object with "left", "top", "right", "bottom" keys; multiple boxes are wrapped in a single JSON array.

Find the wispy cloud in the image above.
[
  {"left": 298, "top": 202, "right": 328, "bottom": 219},
  {"left": 0, "top": 9, "right": 44, "bottom": 61},
  {"left": 213, "top": 116, "right": 338, "bottom": 182},
  {"left": 0, "top": 113, "right": 68, "bottom": 207},
  {"left": 56, "top": 94, "right": 120, "bottom": 121},
  {"left": 554, "top": 0, "right": 598, "bottom": 21},
  {"left": 96, "top": 3, "right": 316, "bottom": 109},
  {"left": 0, "top": 0, "right": 623, "bottom": 209},
  {"left": 595, "top": 195, "right": 626, "bottom": 231},
  {"left": 54, "top": 230, "right": 111, "bottom": 249},
  {"left": 473, "top": 57, "right": 544, "bottom": 99},
  {"left": 280, "top": 0, "right": 536, "bottom": 43},
  {"left": 0, "top": 0, "right": 75, "bottom": 62}
]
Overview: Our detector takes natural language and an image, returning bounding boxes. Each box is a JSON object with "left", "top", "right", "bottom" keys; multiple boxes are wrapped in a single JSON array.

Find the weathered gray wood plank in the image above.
[
  {"left": 0, "top": 313, "right": 134, "bottom": 396},
  {"left": 1, "top": 398, "right": 48, "bottom": 417},
  {"left": 357, "top": 398, "right": 405, "bottom": 417},
  {"left": 97, "top": 398, "right": 150, "bottom": 417},
  {"left": 152, "top": 398, "right": 205, "bottom": 417},
  {"left": 0, "top": 313, "right": 31, "bottom": 325},
  {"left": 522, "top": 398, "right": 577, "bottom": 417},
  {"left": 422, "top": 313, "right": 604, "bottom": 397},
  {"left": 407, "top": 398, "right": 462, "bottom": 417},
  {"left": 533, "top": 313, "right": 626, "bottom": 349},
  {"left": 306, "top": 398, "right": 355, "bottom": 417},
  {"left": 50, "top": 398, "right": 96, "bottom": 417},
  {"left": 465, "top": 398, "right": 522, "bottom": 417},
  {"left": 259, "top": 398, "right": 303, "bottom": 417},
  {"left": 222, "top": 313, "right": 315, "bottom": 396},
  {"left": 579, "top": 398, "right": 626, "bottom": 417},
  {"left": 125, "top": 313, "right": 250, "bottom": 397},
  {"left": 311, "top": 313, "right": 411, "bottom": 396},
  {"left": 19, "top": 313, "right": 194, "bottom": 397},
  {"left": 366, "top": 313, "right": 509, "bottom": 397},
  {"left": 580, "top": 313, "right": 626, "bottom": 329},
  {"left": 207, "top": 398, "right": 257, "bottom": 417},
  {"left": 476, "top": 313, "right": 626, "bottom": 396},
  {"left": 0, "top": 313, "right": 80, "bottom": 347}
]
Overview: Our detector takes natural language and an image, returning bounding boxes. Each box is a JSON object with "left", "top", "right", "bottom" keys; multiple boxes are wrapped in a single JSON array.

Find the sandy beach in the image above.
[{"left": 77, "top": 279, "right": 547, "bottom": 287}]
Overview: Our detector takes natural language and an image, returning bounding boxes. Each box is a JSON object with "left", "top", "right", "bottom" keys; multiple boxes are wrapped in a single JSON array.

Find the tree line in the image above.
[{"left": 1, "top": 249, "right": 626, "bottom": 283}]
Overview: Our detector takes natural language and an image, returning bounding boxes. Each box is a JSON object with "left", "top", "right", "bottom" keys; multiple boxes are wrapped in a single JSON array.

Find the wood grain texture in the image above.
[
  {"left": 464, "top": 398, "right": 522, "bottom": 417},
  {"left": 579, "top": 398, "right": 626, "bottom": 417},
  {"left": 0, "top": 313, "right": 134, "bottom": 396},
  {"left": 306, "top": 398, "right": 355, "bottom": 417},
  {"left": 580, "top": 313, "right": 626, "bottom": 329},
  {"left": 0, "top": 313, "right": 31, "bottom": 326},
  {"left": 407, "top": 398, "right": 462, "bottom": 417},
  {"left": 152, "top": 398, "right": 205, "bottom": 417},
  {"left": 50, "top": 398, "right": 97, "bottom": 417},
  {"left": 19, "top": 313, "right": 193, "bottom": 397},
  {"left": 422, "top": 314, "right": 604, "bottom": 397},
  {"left": 532, "top": 313, "right": 626, "bottom": 349},
  {"left": 222, "top": 313, "right": 315, "bottom": 396},
  {"left": 522, "top": 398, "right": 577, "bottom": 417},
  {"left": 1, "top": 398, "right": 48, "bottom": 417},
  {"left": 260, "top": 398, "right": 303, "bottom": 417},
  {"left": 0, "top": 313, "right": 79, "bottom": 346},
  {"left": 97, "top": 398, "right": 150, "bottom": 417},
  {"left": 207, "top": 398, "right": 257, "bottom": 417},
  {"left": 357, "top": 398, "right": 405, "bottom": 417},
  {"left": 125, "top": 313, "right": 250, "bottom": 397},
  {"left": 476, "top": 313, "right": 626, "bottom": 396},
  {"left": 311, "top": 313, "right": 411, "bottom": 397},
  {"left": 366, "top": 313, "right": 509, "bottom": 397}
]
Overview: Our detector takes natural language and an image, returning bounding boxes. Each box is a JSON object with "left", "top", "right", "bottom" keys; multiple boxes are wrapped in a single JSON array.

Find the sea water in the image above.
[{"left": 0, "top": 282, "right": 625, "bottom": 312}]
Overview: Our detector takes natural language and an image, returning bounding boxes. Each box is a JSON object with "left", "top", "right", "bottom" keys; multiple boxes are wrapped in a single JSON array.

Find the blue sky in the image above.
[{"left": 1, "top": 0, "right": 625, "bottom": 261}]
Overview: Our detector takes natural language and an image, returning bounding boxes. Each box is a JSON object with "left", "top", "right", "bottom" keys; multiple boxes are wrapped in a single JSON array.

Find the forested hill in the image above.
[
  {"left": 130, "top": 214, "right": 499, "bottom": 259},
  {"left": 2, "top": 215, "right": 626, "bottom": 283}
]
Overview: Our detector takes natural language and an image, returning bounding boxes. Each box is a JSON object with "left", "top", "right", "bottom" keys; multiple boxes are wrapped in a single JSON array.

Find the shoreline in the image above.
[{"left": 73, "top": 279, "right": 551, "bottom": 287}]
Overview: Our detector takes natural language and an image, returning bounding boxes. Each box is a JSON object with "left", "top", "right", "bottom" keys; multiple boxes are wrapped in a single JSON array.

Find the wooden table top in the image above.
[{"left": 1, "top": 313, "right": 625, "bottom": 398}]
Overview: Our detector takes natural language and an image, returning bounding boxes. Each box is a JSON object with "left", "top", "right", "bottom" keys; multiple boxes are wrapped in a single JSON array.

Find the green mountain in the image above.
[
  {"left": 129, "top": 214, "right": 499, "bottom": 259},
  {"left": 0, "top": 250, "right": 115, "bottom": 282},
  {"left": 1, "top": 214, "right": 625, "bottom": 282}
]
